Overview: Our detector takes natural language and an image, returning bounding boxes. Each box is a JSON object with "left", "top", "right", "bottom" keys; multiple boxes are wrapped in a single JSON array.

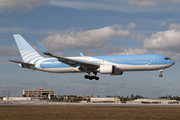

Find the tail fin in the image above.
[{"left": 13, "top": 34, "right": 43, "bottom": 63}]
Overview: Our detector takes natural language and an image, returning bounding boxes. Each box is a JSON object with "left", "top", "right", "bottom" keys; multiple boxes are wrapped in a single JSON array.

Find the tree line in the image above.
[{"left": 2, "top": 94, "right": 180, "bottom": 102}]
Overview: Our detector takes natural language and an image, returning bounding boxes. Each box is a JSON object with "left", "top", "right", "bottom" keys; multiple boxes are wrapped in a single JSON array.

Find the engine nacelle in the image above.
[
  {"left": 99, "top": 65, "right": 123, "bottom": 75},
  {"left": 99, "top": 65, "right": 113, "bottom": 74},
  {"left": 111, "top": 68, "right": 123, "bottom": 75}
]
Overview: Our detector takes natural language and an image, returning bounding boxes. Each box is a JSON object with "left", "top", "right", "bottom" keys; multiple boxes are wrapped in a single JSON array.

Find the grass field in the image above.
[{"left": 0, "top": 106, "right": 180, "bottom": 120}]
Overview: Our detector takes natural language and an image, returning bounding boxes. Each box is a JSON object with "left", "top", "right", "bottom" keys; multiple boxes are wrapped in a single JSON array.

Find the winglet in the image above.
[
  {"left": 37, "top": 41, "right": 52, "bottom": 55},
  {"left": 80, "top": 52, "right": 84, "bottom": 57}
]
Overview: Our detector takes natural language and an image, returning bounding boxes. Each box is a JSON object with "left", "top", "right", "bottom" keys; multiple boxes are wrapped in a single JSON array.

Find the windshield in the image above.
[{"left": 165, "top": 58, "right": 171, "bottom": 60}]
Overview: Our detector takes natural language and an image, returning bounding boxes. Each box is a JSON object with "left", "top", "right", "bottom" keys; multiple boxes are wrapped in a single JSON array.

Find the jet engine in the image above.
[{"left": 99, "top": 65, "right": 123, "bottom": 75}]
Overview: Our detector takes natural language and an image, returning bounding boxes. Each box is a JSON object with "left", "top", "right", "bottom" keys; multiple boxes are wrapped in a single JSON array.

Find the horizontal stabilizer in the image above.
[
  {"left": 7, "top": 60, "right": 35, "bottom": 66},
  {"left": 8, "top": 60, "right": 35, "bottom": 70}
]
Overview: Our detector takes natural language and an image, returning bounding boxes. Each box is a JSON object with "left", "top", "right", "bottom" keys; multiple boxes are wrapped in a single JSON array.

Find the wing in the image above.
[
  {"left": 37, "top": 42, "right": 100, "bottom": 71},
  {"left": 80, "top": 52, "right": 84, "bottom": 57}
]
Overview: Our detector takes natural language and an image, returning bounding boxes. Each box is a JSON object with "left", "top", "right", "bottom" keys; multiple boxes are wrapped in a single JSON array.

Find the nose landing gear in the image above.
[
  {"left": 159, "top": 69, "right": 163, "bottom": 78},
  {"left": 159, "top": 74, "right": 163, "bottom": 77},
  {"left": 84, "top": 72, "right": 99, "bottom": 80}
]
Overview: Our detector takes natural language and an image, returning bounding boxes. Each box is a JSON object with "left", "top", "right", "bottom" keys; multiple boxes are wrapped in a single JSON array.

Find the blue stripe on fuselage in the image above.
[
  {"left": 40, "top": 59, "right": 70, "bottom": 68},
  {"left": 39, "top": 54, "right": 172, "bottom": 69},
  {"left": 93, "top": 54, "right": 168, "bottom": 65}
]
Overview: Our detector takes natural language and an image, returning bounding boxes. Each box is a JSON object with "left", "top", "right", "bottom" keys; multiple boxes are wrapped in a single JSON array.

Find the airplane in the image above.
[{"left": 8, "top": 34, "right": 175, "bottom": 80}]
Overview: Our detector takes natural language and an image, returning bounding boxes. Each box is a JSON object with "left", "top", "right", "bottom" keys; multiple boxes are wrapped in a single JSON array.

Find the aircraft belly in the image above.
[{"left": 116, "top": 64, "right": 171, "bottom": 71}]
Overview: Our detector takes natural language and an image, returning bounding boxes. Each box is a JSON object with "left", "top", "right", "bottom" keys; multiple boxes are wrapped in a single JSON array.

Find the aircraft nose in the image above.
[
  {"left": 166, "top": 59, "right": 175, "bottom": 65},
  {"left": 172, "top": 60, "right": 175, "bottom": 65}
]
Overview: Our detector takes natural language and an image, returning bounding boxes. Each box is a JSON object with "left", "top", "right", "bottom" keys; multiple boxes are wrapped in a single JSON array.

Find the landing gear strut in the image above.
[
  {"left": 84, "top": 72, "right": 99, "bottom": 80},
  {"left": 159, "top": 69, "right": 163, "bottom": 78}
]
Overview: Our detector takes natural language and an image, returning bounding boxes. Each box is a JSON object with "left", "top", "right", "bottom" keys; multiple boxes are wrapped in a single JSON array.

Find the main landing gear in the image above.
[
  {"left": 84, "top": 72, "right": 99, "bottom": 80},
  {"left": 159, "top": 69, "right": 163, "bottom": 78}
]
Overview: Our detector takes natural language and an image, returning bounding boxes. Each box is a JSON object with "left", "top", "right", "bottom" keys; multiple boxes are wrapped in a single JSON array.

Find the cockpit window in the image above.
[{"left": 165, "top": 58, "right": 171, "bottom": 60}]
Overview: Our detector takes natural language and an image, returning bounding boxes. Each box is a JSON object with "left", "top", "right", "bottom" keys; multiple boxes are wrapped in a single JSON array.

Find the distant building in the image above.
[
  {"left": 23, "top": 88, "right": 55, "bottom": 100},
  {"left": 3, "top": 97, "right": 31, "bottom": 101},
  {"left": 91, "top": 97, "right": 120, "bottom": 103},
  {"left": 63, "top": 95, "right": 96, "bottom": 102},
  {"left": 127, "top": 98, "right": 179, "bottom": 104}
]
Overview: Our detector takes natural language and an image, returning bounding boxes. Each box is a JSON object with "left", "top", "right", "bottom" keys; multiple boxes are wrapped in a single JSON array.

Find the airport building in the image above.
[
  {"left": 90, "top": 97, "right": 120, "bottom": 103},
  {"left": 3, "top": 97, "right": 31, "bottom": 101},
  {"left": 23, "top": 88, "right": 55, "bottom": 100},
  {"left": 127, "top": 98, "right": 179, "bottom": 104},
  {"left": 63, "top": 95, "right": 96, "bottom": 102}
]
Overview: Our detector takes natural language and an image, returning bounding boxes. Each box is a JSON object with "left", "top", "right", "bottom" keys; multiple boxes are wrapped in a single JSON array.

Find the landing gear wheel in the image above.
[
  {"left": 159, "top": 74, "right": 163, "bottom": 77},
  {"left": 84, "top": 75, "right": 89, "bottom": 79},
  {"left": 84, "top": 72, "right": 99, "bottom": 80},
  {"left": 92, "top": 76, "right": 95, "bottom": 79},
  {"left": 89, "top": 76, "right": 93, "bottom": 80},
  {"left": 95, "top": 77, "right": 99, "bottom": 80},
  {"left": 159, "top": 69, "right": 163, "bottom": 78}
]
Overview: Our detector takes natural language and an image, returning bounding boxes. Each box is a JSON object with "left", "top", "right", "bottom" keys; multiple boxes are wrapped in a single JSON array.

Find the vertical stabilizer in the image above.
[{"left": 13, "top": 34, "right": 43, "bottom": 63}]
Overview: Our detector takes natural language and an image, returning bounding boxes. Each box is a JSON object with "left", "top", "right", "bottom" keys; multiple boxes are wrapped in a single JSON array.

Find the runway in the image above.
[{"left": 1, "top": 102, "right": 180, "bottom": 107}]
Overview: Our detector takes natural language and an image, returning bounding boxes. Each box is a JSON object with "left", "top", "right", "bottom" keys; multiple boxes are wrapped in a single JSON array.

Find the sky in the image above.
[{"left": 0, "top": 0, "right": 180, "bottom": 98}]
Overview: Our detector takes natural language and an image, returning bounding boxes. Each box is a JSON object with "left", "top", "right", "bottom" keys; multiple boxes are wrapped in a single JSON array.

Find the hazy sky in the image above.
[{"left": 1, "top": 0, "right": 180, "bottom": 98}]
